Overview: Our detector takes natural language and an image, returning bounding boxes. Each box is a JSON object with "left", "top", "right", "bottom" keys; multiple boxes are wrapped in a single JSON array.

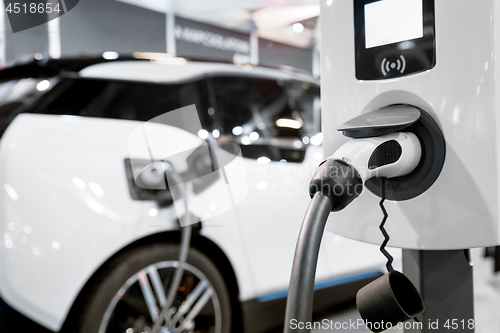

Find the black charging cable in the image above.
[
  {"left": 284, "top": 159, "right": 363, "bottom": 333},
  {"left": 378, "top": 177, "right": 394, "bottom": 272},
  {"left": 284, "top": 192, "right": 332, "bottom": 332}
]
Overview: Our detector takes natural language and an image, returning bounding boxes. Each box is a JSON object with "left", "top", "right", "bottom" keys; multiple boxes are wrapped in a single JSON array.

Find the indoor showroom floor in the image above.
[
  {"left": 310, "top": 248, "right": 500, "bottom": 333},
  {"left": 1, "top": 249, "right": 499, "bottom": 333}
]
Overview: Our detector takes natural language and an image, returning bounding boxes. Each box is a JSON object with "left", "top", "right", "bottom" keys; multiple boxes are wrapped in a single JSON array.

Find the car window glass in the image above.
[
  {"left": 211, "top": 76, "right": 320, "bottom": 163},
  {"left": 32, "top": 78, "right": 212, "bottom": 134}
]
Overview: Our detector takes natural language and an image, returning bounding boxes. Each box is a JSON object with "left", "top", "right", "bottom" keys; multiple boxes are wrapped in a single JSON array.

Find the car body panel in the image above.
[
  {"left": 234, "top": 144, "right": 395, "bottom": 297},
  {"left": 0, "top": 114, "right": 254, "bottom": 331}
]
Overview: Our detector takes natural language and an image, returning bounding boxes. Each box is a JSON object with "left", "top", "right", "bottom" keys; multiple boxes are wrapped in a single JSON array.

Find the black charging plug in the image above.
[{"left": 309, "top": 158, "right": 363, "bottom": 211}]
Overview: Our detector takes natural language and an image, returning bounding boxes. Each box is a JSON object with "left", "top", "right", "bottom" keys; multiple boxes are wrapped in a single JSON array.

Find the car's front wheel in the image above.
[{"left": 70, "top": 242, "right": 232, "bottom": 333}]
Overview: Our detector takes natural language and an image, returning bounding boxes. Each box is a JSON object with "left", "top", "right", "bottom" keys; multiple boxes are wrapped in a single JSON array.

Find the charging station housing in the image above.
[{"left": 321, "top": 0, "right": 499, "bottom": 250}]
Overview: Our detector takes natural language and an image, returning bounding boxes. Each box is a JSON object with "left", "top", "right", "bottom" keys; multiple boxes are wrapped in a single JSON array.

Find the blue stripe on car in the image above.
[{"left": 256, "top": 270, "right": 382, "bottom": 302}]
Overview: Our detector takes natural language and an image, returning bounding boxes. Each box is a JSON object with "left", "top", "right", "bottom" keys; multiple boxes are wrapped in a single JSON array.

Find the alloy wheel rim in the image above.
[{"left": 99, "top": 260, "right": 222, "bottom": 333}]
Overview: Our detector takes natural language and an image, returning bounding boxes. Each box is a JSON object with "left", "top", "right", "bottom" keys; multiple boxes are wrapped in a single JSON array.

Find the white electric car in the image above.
[{"left": 0, "top": 55, "right": 390, "bottom": 333}]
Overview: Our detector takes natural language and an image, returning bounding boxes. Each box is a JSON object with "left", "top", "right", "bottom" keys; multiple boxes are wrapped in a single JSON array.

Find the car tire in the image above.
[{"left": 68, "top": 242, "right": 232, "bottom": 333}]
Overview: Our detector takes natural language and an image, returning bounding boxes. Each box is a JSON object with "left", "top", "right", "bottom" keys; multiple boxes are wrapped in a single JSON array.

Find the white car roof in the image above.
[{"left": 79, "top": 60, "right": 319, "bottom": 85}]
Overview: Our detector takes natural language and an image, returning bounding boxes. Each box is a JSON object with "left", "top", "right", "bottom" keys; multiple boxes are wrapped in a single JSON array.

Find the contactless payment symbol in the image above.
[{"left": 381, "top": 55, "right": 406, "bottom": 76}]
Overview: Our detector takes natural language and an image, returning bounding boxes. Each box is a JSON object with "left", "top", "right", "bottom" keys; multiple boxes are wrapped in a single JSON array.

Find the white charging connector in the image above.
[{"left": 330, "top": 132, "right": 422, "bottom": 183}]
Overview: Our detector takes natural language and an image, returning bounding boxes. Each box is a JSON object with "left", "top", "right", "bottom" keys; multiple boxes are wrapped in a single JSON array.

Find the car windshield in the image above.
[
  {"left": 0, "top": 74, "right": 321, "bottom": 164},
  {"left": 26, "top": 77, "right": 213, "bottom": 135}
]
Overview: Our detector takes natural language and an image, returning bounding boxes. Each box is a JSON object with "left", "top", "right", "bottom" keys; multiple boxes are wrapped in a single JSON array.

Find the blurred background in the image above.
[{"left": 0, "top": 0, "right": 320, "bottom": 75}]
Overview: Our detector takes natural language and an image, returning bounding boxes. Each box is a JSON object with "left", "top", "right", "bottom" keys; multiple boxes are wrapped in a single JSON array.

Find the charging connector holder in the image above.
[{"left": 339, "top": 105, "right": 445, "bottom": 201}]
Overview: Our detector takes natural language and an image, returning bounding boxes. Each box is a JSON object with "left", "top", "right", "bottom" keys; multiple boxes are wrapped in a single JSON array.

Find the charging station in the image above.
[
  {"left": 322, "top": 0, "right": 499, "bottom": 250},
  {"left": 285, "top": 0, "right": 500, "bottom": 332},
  {"left": 321, "top": 0, "right": 498, "bottom": 330}
]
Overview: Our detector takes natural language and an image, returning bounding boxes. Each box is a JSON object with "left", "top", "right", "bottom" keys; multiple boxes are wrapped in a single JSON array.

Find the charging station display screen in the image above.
[
  {"left": 354, "top": 0, "right": 435, "bottom": 80},
  {"left": 364, "top": 0, "right": 423, "bottom": 49}
]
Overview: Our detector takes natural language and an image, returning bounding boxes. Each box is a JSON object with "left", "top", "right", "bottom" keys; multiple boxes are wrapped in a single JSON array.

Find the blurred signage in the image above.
[{"left": 175, "top": 17, "right": 251, "bottom": 63}]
